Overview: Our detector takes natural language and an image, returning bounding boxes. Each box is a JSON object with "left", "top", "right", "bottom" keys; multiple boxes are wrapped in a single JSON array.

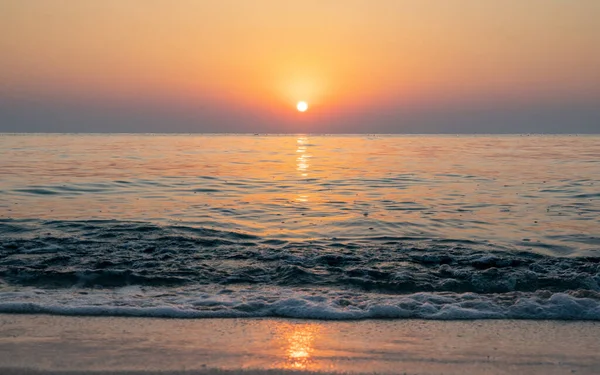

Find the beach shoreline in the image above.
[{"left": 1, "top": 314, "right": 599, "bottom": 375}]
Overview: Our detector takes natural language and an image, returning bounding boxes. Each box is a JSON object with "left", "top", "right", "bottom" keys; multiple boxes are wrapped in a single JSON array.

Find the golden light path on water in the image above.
[
  {"left": 275, "top": 323, "right": 321, "bottom": 370},
  {"left": 296, "top": 136, "right": 311, "bottom": 203}
]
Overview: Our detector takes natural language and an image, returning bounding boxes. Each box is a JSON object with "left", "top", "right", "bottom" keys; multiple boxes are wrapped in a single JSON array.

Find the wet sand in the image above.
[{"left": 0, "top": 314, "right": 598, "bottom": 375}]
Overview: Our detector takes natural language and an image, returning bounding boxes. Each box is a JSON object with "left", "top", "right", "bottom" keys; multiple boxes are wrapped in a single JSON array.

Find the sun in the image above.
[{"left": 296, "top": 101, "right": 308, "bottom": 112}]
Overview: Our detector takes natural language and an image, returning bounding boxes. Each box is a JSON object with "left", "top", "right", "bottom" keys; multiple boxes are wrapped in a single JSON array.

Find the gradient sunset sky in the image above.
[{"left": 1, "top": 1, "right": 599, "bottom": 133}]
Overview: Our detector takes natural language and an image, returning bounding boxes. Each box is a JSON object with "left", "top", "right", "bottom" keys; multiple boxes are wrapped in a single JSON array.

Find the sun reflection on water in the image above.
[
  {"left": 276, "top": 323, "right": 321, "bottom": 370},
  {"left": 296, "top": 136, "right": 310, "bottom": 177},
  {"left": 295, "top": 136, "right": 311, "bottom": 203}
]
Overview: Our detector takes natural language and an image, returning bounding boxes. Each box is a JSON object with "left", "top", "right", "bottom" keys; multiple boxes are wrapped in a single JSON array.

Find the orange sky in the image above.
[{"left": 1, "top": 1, "right": 599, "bottom": 132}]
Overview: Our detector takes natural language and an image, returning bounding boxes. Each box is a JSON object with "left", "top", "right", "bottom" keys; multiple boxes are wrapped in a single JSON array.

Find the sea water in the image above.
[{"left": 0, "top": 134, "right": 599, "bottom": 319}]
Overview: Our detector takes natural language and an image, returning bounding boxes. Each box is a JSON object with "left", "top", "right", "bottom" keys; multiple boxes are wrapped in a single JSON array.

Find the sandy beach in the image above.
[{"left": 0, "top": 314, "right": 598, "bottom": 375}]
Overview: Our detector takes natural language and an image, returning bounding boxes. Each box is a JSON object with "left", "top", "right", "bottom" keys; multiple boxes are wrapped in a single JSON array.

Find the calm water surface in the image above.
[
  {"left": 0, "top": 134, "right": 599, "bottom": 320},
  {"left": 2, "top": 134, "right": 598, "bottom": 254}
]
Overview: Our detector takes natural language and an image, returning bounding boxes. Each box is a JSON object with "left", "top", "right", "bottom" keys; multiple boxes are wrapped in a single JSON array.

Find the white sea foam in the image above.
[{"left": 0, "top": 286, "right": 599, "bottom": 320}]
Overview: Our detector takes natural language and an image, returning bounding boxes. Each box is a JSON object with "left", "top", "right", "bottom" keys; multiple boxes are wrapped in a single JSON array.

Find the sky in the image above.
[{"left": 0, "top": 0, "right": 599, "bottom": 133}]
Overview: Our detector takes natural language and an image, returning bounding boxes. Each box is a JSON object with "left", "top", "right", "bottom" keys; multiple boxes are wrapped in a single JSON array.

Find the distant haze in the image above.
[{"left": 1, "top": 1, "right": 599, "bottom": 133}]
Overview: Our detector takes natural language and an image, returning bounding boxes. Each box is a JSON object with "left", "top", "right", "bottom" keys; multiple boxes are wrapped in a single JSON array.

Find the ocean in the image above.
[{"left": 0, "top": 134, "right": 599, "bottom": 320}]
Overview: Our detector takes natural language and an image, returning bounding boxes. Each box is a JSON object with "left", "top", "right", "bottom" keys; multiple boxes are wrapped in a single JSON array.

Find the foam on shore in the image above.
[{"left": 1, "top": 285, "right": 599, "bottom": 320}]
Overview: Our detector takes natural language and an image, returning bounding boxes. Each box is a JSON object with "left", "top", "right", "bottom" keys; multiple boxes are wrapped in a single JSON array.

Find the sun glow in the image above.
[{"left": 296, "top": 101, "right": 308, "bottom": 112}]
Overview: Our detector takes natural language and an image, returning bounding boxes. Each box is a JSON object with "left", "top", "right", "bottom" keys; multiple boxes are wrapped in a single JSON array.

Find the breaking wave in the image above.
[{"left": 1, "top": 220, "right": 599, "bottom": 320}]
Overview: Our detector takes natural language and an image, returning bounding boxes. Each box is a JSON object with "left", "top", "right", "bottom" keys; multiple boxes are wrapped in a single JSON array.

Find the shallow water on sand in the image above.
[
  {"left": 2, "top": 315, "right": 599, "bottom": 374},
  {"left": 0, "top": 134, "right": 599, "bottom": 319}
]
